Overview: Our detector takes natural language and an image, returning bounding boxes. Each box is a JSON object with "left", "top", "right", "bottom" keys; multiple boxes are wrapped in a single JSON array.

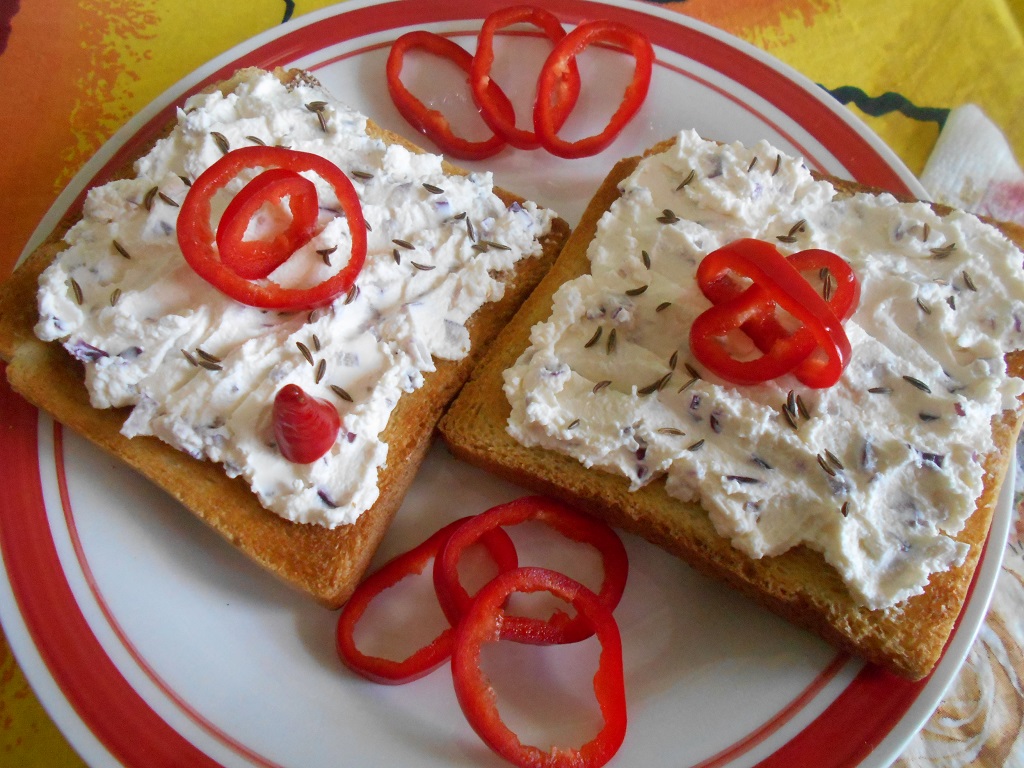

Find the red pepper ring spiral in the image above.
[
  {"left": 177, "top": 145, "right": 367, "bottom": 311},
  {"left": 469, "top": 4, "right": 582, "bottom": 150},
  {"left": 215, "top": 167, "right": 320, "bottom": 280},
  {"left": 690, "top": 239, "right": 854, "bottom": 388},
  {"left": 336, "top": 517, "right": 519, "bottom": 685},
  {"left": 434, "top": 496, "right": 628, "bottom": 645},
  {"left": 451, "top": 566, "right": 627, "bottom": 768},
  {"left": 386, "top": 31, "right": 517, "bottom": 160},
  {"left": 698, "top": 245, "right": 861, "bottom": 387},
  {"left": 533, "top": 19, "right": 654, "bottom": 159}
]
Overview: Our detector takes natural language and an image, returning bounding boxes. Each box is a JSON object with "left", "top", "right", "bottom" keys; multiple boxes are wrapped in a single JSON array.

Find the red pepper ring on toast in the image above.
[
  {"left": 690, "top": 239, "right": 857, "bottom": 388},
  {"left": 177, "top": 145, "right": 367, "bottom": 311},
  {"left": 533, "top": 19, "right": 654, "bottom": 159},
  {"left": 699, "top": 246, "right": 860, "bottom": 388},
  {"left": 451, "top": 566, "right": 627, "bottom": 768},
  {"left": 215, "top": 167, "right": 320, "bottom": 280},
  {"left": 469, "top": 4, "right": 582, "bottom": 150},
  {"left": 336, "top": 517, "right": 519, "bottom": 685},
  {"left": 386, "top": 30, "right": 516, "bottom": 160},
  {"left": 434, "top": 495, "right": 628, "bottom": 644}
]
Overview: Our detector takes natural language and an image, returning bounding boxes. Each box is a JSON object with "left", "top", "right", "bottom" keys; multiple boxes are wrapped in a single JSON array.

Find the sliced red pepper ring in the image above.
[
  {"left": 386, "top": 31, "right": 516, "bottom": 160},
  {"left": 698, "top": 244, "right": 860, "bottom": 387},
  {"left": 177, "top": 145, "right": 367, "bottom": 311},
  {"left": 753, "top": 248, "right": 860, "bottom": 386},
  {"left": 700, "top": 248, "right": 860, "bottom": 338},
  {"left": 690, "top": 286, "right": 818, "bottom": 385},
  {"left": 434, "top": 496, "right": 628, "bottom": 645},
  {"left": 533, "top": 19, "right": 654, "bottom": 159},
  {"left": 690, "top": 239, "right": 855, "bottom": 388},
  {"left": 470, "top": 4, "right": 581, "bottom": 150},
  {"left": 215, "top": 167, "right": 320, "bottom": 280},
  {"left": 336, "top": 517, "right": 519, "bottom": 685},
  {"left": 451, "top": 566, "right": 627, "bottom": 768}
]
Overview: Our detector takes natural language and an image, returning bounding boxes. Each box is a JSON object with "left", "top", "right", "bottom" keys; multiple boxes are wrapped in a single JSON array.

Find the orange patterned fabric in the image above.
[{"left": 1, "top": 0, "right": 1023, "bottom": 765}]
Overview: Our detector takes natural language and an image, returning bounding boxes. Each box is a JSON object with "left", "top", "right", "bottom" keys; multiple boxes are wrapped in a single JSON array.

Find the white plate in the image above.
[{"left": 0, "top": 1, "right": 1010, "bottom": 766}]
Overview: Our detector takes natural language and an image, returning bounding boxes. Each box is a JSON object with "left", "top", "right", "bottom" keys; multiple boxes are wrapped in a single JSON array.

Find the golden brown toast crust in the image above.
[
  {"left": 0, "top": 68, "right": 570, "bottom": 608},
  {"left": 438, "top": 146, "right": 1024, "bottom": 679}
]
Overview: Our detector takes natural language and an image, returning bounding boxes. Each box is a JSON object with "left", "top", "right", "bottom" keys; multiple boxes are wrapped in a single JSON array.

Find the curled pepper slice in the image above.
[
  {"left": 177, "top": 145, "right": 366, "bottom": 311},
  {"left": 690, "top": 239, "right": 856, "bottom": 388},
  {"left": 434, "top": 496, "right": 628, "bottom": 645},
  {"left": 386, "top": 31, "right": 516, "bottom": 160},
  {"left": 451, "top": 566, "right": 627, "bottom": 768},
  {"left": 215, "top": 167, "right": 319, "bottom": 280},
  {"left": 534, "top": 19, "right": 654, "bottom": 159},
  {"left": 470, "top": 5, "right": 581, "bottom": 150},
  {"left": 336, "top": 518, "right": 518, "bottom": 685}
]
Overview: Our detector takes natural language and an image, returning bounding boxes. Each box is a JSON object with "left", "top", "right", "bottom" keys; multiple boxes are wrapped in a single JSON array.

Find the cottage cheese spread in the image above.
[
  {"left": 504, "top": 130, "right": 1024, "bottom": 609},
  {"left": 35, "top": 68, "right": 555, "bottom": 528}
]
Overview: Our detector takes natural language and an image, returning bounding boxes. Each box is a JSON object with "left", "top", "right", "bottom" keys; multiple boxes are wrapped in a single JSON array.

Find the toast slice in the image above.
[
  {"left": 0, "top": 68, "right": 569, "bottom": 608},
  {"left": 439, "top": 134, "right": 1024, "bottom": 679}
]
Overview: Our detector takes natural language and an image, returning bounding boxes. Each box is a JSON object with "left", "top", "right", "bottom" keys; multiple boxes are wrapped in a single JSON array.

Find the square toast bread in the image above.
[
  {"left": 439, "top": 143, "right": 1024, "bottom": 679},
  {"left": 0, "top": 68, "right": 570, "bottom": 608}
]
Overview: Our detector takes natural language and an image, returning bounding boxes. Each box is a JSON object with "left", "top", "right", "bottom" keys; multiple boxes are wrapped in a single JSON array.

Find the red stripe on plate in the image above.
[
  {"left": 0, "top": 371, "right": 223, "bottom": 767},
  {"left": 223, "top": 0, "right": 911, "bottom": 193},
  {"left": 694, "top": 653, "right": 852, "bottom": 768},
  {"left": 754, "top": 665, "right": 926, "bottom": 768},
  {"left": 754, "top": 525, "right": 988, "bottom": 768},
  {"left": 80, "top": 0, "right": 911, "bottom": 209},
  {"left": 51, "top": 423, "right": 290, "bottom": 768}
]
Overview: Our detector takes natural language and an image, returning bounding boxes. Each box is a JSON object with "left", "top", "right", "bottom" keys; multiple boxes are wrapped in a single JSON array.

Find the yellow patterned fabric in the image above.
[{"left": 0, "top": 0, "right": 1022, "bottom": 765}]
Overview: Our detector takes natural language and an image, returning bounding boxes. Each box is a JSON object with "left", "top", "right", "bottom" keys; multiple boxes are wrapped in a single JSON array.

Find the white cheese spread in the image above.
[
  {"left": 504, "top": 130, "right": 1024, "bottom": 609},
  {"left": 36, "top": 68, "right": 555, "bottom": 528}
]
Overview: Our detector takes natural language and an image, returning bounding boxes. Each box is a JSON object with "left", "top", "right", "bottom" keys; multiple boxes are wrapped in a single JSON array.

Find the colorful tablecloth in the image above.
[{"left": 1, "top": 1, "right": 1022, "bottom": 765}]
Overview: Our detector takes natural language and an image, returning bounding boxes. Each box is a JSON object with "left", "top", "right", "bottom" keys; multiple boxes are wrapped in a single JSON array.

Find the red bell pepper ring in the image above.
[
  {"left": 690, "top": 239, "right": 855, "bottom": 388},
  {"left": 215, "top": 167, "right": 320, "bottom": 280},
  {"left": 698, "top": 244, "right": 861, "bottom": 387},
  {"left": 336, "top": 517, "right": 518, "bottom": 685},
  {"left": 469, "top": 5, "right": 581, "bottom": 150},
  {"left": 434, "top": 496, "right": 628, "bottom": 645},
  {"left": 534, "top": 19, "right": 654, "bottom": 159},
  {"left": 386, "top": 31, "right": 516, "bottom": 160},
  {"left": 178, "top": 145, "right": 367, "bottom": 311},
  {"left": 451, "top": 566, "right": 627, "bottom": 768}
]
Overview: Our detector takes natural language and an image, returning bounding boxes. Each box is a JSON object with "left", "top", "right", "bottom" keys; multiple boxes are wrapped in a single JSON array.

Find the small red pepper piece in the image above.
[
  {"left": 336, "top": 518, "right": 518, "bottom": 685},
  {"left": 533, "top": 20, "right": 654, "bottom": 159},
  {"left": 272, "top": 383, "right": 341, "bottom": 464},
  {"left": 215, "top": 167, "right": 320, "bottom": 280},
  {"left": 450, "top": 566, "right": 627, "bottom": 768},
  {"left": 434, "top": 496, "right": 628, "bottom": 645},
  {"left": 178, "top": 145, "right": 366, "bottom": 311},
  {"left": 386, "top": 31, "right": 516, "bottom": 160},
  {"left": 469, "top": 5, "right": 581, "bottom": 150},
  {"left": 690, "top": 239, "right": 856, "bottom": 388}
]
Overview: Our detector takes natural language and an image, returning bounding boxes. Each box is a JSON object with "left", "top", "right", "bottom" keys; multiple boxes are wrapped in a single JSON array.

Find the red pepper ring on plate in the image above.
[
  {"left": 336, "top": 517, "right": 519, "bottom": 685},
  {"left": 177, "top": 145, "right": 367, "bottom": 311},
  {"left": 469, "top": 4, "right": 581, "bottom": 150},
  {"left": 386, "top": 31, "right": 516, "bottom": 160},
  {"left": 215, "top": 167, "right": 320, "bottom": 280},
  {"left": 434, "top": 496, "right": 628, "bottom": 645},
  {"left": 690, "top": 238, "right": 854, "bottom": 388},
  {"left": 533, "top": 19, "right": 654, "bottom": 159},
  {"left": 451, "top": 566, "right": 627, "bottom": 768}
]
